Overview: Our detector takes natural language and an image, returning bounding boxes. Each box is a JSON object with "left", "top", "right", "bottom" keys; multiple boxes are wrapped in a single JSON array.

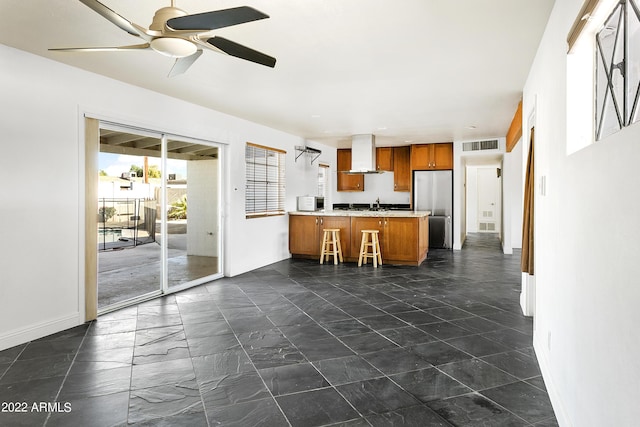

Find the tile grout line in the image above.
[
  {"left": 212, "top": 288, "right": 295, "bottom": 427},
  {"left": 42, "top": 321, "right": 95, "bottom": 427}
]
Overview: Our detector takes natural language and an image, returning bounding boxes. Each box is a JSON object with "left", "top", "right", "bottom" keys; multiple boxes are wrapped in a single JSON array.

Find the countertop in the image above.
[{"left": 289, "top": 210, "right": 431, "bottom": 218}]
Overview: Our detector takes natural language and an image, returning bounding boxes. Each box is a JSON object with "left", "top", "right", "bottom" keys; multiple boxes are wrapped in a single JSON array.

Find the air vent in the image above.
[
  {"left": 462, "top": 139, "right": 499, "bottom": 152},
  {"left": 479, "top": 222, "right": 496, "bottom": 231}
]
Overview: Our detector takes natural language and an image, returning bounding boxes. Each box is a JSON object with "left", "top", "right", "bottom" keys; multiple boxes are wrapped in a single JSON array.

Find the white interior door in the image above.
[{"left": 477, "top": 168, "right": 501, "bottom": 233}]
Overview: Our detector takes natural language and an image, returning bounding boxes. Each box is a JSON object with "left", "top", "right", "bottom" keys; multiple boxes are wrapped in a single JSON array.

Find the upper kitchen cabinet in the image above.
[
  {"left": 376, "top": 147, "right": 394, "bottom": 171},
  {"left": 393, "top": 146, "right": 411, "bottom": 192},
  {"left": 411, "top": 143, "right": 453, "bottom": 170},
  {"left": 337, "top": 149, "right": 364, "bottom": 191}
]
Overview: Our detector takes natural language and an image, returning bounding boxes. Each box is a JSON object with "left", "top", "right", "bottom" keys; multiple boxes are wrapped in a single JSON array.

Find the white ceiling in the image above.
[{"left": 0, "top": 0, "right": 554, "bottom": 148}]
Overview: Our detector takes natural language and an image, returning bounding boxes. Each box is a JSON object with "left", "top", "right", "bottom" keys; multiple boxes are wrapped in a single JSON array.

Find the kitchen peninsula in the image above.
[{"left": 289, "top": 210, "right": 430, "bottom": 266}]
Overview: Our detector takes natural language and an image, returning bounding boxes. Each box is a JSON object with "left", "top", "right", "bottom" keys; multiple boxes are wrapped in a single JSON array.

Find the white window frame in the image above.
[{"left": 318, "top": 163, "right": 330, "bottom": 198}]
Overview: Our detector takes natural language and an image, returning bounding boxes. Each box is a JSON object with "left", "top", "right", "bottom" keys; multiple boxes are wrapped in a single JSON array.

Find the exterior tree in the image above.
[
  {"left": 148, "top": 165, "right": 161, "bottom": 178},
  {"left": 130, "top": 165, "right": 143, "bottom": 177}
]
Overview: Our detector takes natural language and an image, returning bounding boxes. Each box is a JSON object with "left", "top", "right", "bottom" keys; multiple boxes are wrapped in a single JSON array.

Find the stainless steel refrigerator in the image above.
[{"left": 413, "top": 170, "right": 453, "bottom": 249}]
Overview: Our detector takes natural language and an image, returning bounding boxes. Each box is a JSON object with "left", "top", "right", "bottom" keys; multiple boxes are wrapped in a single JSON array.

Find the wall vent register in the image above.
[{"left": 462, "top": 139, "right": 499, "bottom": 152}]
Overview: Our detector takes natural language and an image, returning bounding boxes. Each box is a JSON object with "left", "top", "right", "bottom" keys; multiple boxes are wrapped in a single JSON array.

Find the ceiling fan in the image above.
[{"left": 49, "top": 0, "right": 276, "bottom": 77}]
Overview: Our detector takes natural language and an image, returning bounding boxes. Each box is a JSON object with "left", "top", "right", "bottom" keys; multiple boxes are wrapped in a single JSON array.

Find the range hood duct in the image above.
[{"left": 348, "top": 134, "right": 384, "bottom": 174}]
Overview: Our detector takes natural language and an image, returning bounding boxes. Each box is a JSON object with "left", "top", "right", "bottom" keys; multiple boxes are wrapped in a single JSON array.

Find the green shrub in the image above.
[{"left": 168, "top": 195, "right": 187, "bottom": 220}]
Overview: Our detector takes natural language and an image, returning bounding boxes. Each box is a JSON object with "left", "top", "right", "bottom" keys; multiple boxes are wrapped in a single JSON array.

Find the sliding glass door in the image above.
[
  {"left": 165, "top": 137, "right": 221, "bottom": 290},
  {"left": 94, "top": 123, "right": 222, "bottom": 313}
]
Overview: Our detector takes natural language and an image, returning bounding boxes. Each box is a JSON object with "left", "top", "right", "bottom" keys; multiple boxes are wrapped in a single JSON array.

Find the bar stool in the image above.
[
  {"left": 358, "top": 230, "right": 382, "bottom": 267},
  {"left": 320, "top": 228, "right": 343, "bottom": 265}
]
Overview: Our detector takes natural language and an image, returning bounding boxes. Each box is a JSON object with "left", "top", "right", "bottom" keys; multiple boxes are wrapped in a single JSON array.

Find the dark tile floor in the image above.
[{"left": 0, "top": 233, "right": 557, "bottom": 426}]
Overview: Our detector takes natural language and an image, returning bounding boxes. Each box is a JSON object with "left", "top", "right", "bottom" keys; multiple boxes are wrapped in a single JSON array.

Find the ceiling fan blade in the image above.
[
  {"left": 207, "top": 36, "right": 276, "bottom": 68},
  {"left": 49, "top": 43, "right": 150, "bottom": 52},
  {"left": 79, "top": 0, "right": 144, "bottom": 37},
  {"left": 168, "top": 50, "right": 203, "bottom": 77},
  {"left": 167, "top": 6, "right": 268, "bottom": 31}
]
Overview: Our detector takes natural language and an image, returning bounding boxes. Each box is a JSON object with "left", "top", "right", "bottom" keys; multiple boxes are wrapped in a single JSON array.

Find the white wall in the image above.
[
  {"left": 523, "top": 0, "right": 640, "bottom": 425},
  {"left": 0, "top": 44, "right": 334, "bottom": 350},
  {"left": 466, "top": 166, "right": 480, "bottom": 232},
  {"left": 452, "top": 145, "right": 466, "bottom": 250},
  {"left": 502, "top": 140, "right": 524, "bottom": 254}
]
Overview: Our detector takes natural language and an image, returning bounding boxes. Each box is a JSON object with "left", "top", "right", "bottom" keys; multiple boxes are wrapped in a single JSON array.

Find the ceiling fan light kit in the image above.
[
  {"left": 50, "top": 0, "right": 276, "bottom": 76},
  {"left": 150, "top": 37, "right": 196, "bottom": 58}
]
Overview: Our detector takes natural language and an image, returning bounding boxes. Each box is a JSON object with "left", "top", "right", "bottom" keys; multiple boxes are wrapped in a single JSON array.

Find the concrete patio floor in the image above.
[{"left": 98, "top": 234, "right": 219, "bottom": 308}]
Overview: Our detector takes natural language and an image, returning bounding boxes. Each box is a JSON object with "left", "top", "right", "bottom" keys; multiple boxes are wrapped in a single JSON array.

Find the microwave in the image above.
[{"left": 297, "top": 196, "right": 325, "bottom": 211}]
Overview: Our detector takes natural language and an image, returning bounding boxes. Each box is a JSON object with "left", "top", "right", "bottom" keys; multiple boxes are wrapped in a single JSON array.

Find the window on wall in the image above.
[
  {"left": 318, "top": 163, "right": 329, "bottom": 197},
  {"left": 245, "top": 142, "right": 286, "bottom": 218},
  {"left": 566, "top": 0, "right": 639, "bottom": 152},
  {"left": 595, "top": 0, "right": 640, "bottom": 140}
]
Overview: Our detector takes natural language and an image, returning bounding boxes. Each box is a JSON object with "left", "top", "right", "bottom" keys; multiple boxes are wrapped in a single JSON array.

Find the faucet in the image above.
[{"left": 375, "top": 197, "right": 380, "bottom": 209}]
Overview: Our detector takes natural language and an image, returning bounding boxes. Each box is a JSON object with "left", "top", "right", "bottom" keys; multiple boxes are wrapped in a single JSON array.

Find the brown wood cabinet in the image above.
[
  {"left": 321, "top": 216, "right": 351, "bottom": 257},
  {"left": 337, "top": 149, "right": 364, "bottom": 191},
  {"left": 411, "top": 143, "right": 453, "bottom": 170},
  {"left": 376, "top": 147, "right": 394, "bottom": 171},
  {"left": 290, "top": 214, "right": 429, "bottom": 266},
  {"left": 350, "top": 216, "right": 429, "bottom": 265},
  {"left": 393, "top": 146, "right": 411, "bottom": 192},
  {"left": 384, "top": 217, "right": 419, "bottom": 261},
  {"left": 289, "top": 215, "right": 320, "bottom": 256},
  {"left": 289, "top": 215, "right": 350, "bottom": 257}
]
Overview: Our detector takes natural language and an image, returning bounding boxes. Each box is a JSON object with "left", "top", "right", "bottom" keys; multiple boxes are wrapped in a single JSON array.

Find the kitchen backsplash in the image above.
[{"left": 332, "top": 172, "right": 411, "bottom": 205}]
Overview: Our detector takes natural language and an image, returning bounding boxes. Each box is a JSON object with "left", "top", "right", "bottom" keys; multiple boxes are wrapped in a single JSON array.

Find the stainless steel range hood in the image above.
[{"left": 348, "top": 134, "right": 384, "bottom": 174}]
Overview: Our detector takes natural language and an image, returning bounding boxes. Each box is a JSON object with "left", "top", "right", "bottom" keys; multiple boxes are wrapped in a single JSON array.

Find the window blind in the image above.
[
  {"left": 317, "top": 163, "right": 329, "bottom": 197},
  {"left": 245, "top": 143, "right": 286, "bottom": 218}
]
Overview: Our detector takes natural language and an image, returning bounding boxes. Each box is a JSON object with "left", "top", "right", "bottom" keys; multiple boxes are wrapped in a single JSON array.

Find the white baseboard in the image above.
[
  {"left": 533, "top": 333, "right": 572, "bottom": 427},
  {"left": 520, "top": 273, "right": 536, "bottom": 317},
  {"left": 453, "top": 234, "right": 465, "bottom": 250},
  {"left": 0, "top": 313, "right": 83, "bottom": 351}
]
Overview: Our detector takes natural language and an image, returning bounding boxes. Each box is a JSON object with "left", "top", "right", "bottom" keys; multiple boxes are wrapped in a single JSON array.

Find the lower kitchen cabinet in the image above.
[
  {"left": 282, "top": 215, "right": 429, "bottom": 265},
  {"left": 387, "top": 215, "right": 429, "bottom": 262},
  {"left": 288, "top": 214, "right": 429, "bottom": 266},
  {"left": 289, "top": 215, "right": 351, "bottom": 257},
  {"left": 351, "top": 216, "right": 429, "bottom": 264},
  {"left": 289, "top": 215, "right": 319, "bottom": 256},
  {"left": 384, "top": 217, "right": 419, "bottom": 261},
  {"left": 321, "top": 216, "right": 351, "bottom": 257}
]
